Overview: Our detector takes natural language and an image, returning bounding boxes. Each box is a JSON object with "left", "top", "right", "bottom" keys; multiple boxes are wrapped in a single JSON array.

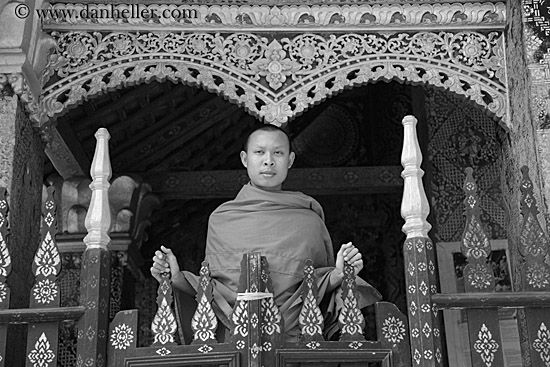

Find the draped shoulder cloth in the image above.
[{"left": 181, "top": 183, "right": 381, "bottom": 340}]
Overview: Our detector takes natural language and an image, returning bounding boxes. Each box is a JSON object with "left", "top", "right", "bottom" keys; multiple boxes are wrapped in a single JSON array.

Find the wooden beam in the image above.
[
  {"left": 45, "top": 124, "right": 89, "bottom": 179},
  {"left": 432, "top": 292, "right": 550, "bottom": 309},
  {"left": 0, "top": 307, "right": 86, "bottom": 324},
  {"left": 141, "top": 166, "right": 403, "bottom": 199}
]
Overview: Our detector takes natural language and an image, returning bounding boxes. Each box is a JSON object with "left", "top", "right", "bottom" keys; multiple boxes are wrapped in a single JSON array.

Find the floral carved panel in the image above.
[{"left": 37, "top": 30, "right": 507, "bottom": 127}]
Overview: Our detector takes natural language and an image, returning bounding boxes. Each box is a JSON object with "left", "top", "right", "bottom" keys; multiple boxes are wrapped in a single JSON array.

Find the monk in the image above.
[{"left": 151, "top": 125, "right": 381, "bottom": 341}]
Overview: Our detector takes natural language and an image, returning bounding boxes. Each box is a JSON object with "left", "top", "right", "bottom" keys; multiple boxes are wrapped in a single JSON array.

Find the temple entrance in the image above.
[{"left": 46, "top": 78, "right": 507, "bottom": 358}]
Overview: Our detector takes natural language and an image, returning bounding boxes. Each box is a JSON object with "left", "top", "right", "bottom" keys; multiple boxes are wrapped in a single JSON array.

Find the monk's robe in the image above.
[{"left": 182, "top": 183, "right": 381, "bottom": 341}]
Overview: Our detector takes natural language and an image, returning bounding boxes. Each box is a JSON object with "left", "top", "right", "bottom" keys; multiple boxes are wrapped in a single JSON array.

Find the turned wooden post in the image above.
[
  {"left": 400, "top": 115, "right": 443, "bottom": 367},
  {"left": 76, "top": 128, "right": 112, "bottom": 367}
]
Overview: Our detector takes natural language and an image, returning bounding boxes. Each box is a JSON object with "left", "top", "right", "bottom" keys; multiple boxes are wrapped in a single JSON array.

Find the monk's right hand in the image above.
[{"left": 151, "top": 245, "right": 181, "bottom": 283}]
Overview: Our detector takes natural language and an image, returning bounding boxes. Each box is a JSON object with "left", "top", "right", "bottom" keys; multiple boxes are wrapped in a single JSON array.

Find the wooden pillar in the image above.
[
  {"left": 76, "top": 128, "right": 112, "bottom": 367},
  {"left": 0, "top": 92, "right": 44, "bottom": 366},
  {"left": 400, "top": 115, "right": 444, "bottom": 367}
]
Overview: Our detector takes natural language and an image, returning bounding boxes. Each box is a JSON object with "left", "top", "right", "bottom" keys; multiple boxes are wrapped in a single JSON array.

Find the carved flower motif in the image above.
[
  {"left": 462, "top": 38, "right": 482, "bottom": 59},
  {"left": 67, "top": 40, "right": 89, "bottom": 60},
  {"left": 110, "top": 324, "right": 134, "bottom": 350},
  {"left": 527, "top": 263, "right": 550, "bottom": 289},
  {"left": 382, "top": 317, "right": 405, "bottom": 344},
  {"left": 301, "top": 45, "right": 315, "bottom": 59},
  {"left": 33, "top": 279, "right": 58, "bottom": 304},
  {"left": 111, "top": 37, "right": 132, "bottom": 55},
  {"left": 235, "top": 44, "right": 251, "bottom": 58},
  {"left": 467, "top": 264, "right": 493, "bottom": 289},
  {"left": 250, "top": 40, "right": 301, "bottom": 90}
]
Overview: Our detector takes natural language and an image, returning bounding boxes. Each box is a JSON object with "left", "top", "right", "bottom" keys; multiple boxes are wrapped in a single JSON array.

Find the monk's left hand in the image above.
[{"left": 336, "top": 242, "right": 363, "bottom": 276}]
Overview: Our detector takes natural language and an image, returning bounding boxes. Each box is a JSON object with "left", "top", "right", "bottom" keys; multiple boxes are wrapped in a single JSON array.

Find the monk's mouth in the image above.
[{"left": 261, "top": 172, "right": 276, "bottom": 177}]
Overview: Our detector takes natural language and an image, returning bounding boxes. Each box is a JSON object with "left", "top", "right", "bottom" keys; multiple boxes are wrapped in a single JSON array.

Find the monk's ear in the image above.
[
  {"left": 240, "top": 151, "right": 248, "bottom": 168},
  {"left": 288, "top": 152, "right": 295, "bottom": 169}
]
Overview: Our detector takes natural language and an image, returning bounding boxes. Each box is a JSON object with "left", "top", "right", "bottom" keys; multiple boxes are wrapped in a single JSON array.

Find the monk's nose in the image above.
[{"left": 263, "top": 155, "right": 274, "bottom": 166}]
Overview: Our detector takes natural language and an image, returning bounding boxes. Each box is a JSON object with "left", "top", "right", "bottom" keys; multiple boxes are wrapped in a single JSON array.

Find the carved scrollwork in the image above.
[
  {"left": 40, "top": 3, "right": 506, "bottom": 29},
  {"left": 39, "top": 30, "right": 508, "bottom": 127}
]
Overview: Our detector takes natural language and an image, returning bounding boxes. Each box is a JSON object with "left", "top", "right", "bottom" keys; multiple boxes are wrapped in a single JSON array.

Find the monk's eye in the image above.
[
  {"left": 275, "top": 151, "right": 283, "bottom": 155},
  {"left": 255, "top": 150, "right": 264, "bottom": 154}
]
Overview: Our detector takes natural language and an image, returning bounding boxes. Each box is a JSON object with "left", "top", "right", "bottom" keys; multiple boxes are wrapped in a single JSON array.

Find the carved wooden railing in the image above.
[
  {"left": 432, "top": 166, "right": 550, "bottom": 367},
  {"left": 0, "top": 186, "right": 86, "bottom": 367},
  {"left": 108, "top": 252, "right": 410, "bottom": 367}
]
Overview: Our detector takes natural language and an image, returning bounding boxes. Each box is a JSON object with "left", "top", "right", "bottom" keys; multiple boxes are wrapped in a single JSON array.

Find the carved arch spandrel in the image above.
[{"left": 35, "top": 30, "right": 508, "bottom": 128}]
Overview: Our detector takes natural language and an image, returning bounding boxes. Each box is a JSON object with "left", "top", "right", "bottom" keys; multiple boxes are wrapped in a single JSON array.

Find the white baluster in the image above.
[
  {"left": 400, "top": 115, "right": 431, "bottom": 238},
  {"left": 84, "top": 128, "right": 112, "bottom": 248}
]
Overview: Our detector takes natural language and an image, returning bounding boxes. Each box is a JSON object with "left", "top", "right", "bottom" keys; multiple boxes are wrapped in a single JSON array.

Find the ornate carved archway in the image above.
[{"left": 32, "top": 3, "right": 507, "bottom": 128}]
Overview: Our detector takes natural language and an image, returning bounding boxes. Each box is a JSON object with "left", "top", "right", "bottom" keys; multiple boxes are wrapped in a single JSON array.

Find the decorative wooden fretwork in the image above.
[
  {"left": 151, "top": 273, "right": 177, "bottom": 347},
  {"left": 36, "top": 29, "right": 507, "bottom": 128},
  {"left": 338, "top": 263, "right": 366, "bottom": 342},
  {"left": 0, "top": 188, "right": 11, "bottom": 367},
  {"left": 25, "top": 186, "right": 61, "bottom": 367},
  {"left": 108, "top": 250, "right": 411, "bottom": 367},
  {"left": 517, "top": 166, "right": 550, "bottom": 367},
  {"left": 299, "top": 259, "right": 323, "bottom": 343},
  {"left": 460, "top": 168, "right": 505, "bottom": 367},
  {"left": 191, "top": 261, "right": 217, "bottom": 345}
]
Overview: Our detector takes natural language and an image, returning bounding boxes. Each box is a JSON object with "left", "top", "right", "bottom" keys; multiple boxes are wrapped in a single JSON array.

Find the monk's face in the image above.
[{"left": 240, "top": 130, "right": 295, "bottom": 191}]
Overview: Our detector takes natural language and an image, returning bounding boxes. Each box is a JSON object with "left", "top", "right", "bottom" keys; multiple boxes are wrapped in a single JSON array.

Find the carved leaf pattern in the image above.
[
  {"left": 463, "top": 217, "right": 490, "bottom": 259},
  {"left": 191, "top": 293, "right": 217, "bottom": 342},
  {"left": 34, "top": 232, "right": 61, "bottom": 278},
  {"left": 520, "top": 213, "right": 548, "bottom": 258},
  {"left": 0, "top": 282, "right": 7, "bottom": 304},
  {"left": 339, "top": 282, "right": 364, "bottom": 337},
  {"left": 151, "top": 298, "right": 177, "bottom": 345},
  {"left": 27, "top": 333, "right": 55, "bottom": 367},
  {"left": 232, "top": 300, "right": 248, "bottom": 337},
  {"left": 0, "top": 232, "right": 10, "bottom": 278},
  {"left": 299, "top": 288, "right": 323, "bottom": 337},
  {"left": 533, "top": 323, "right": 550, "bottom": 366},
  {"left": 474, "top": 324, "right": 499, "bottom": 367},
  {"left": 261, "top": 297, "right": 281, "bottom": 336}
]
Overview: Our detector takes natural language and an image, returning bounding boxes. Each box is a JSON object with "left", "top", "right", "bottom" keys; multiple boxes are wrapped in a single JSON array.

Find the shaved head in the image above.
[{"left": 244, "top": 125, "right": 292, "bottom": 153}]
